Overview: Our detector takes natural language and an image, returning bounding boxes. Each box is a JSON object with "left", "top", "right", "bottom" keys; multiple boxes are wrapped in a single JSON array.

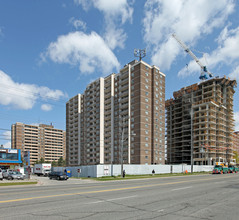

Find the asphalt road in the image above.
[{"left": 1, "top": 174, "right": 239, "bottom": 220}]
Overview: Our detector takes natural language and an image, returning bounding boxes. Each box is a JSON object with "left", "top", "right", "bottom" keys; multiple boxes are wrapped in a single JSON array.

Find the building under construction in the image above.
[{"left": 166, "top": 76, "right": 237, "bottom": 165}]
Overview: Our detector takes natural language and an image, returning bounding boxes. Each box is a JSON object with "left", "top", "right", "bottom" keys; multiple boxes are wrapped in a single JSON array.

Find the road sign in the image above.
[{"left": 78, "top": 169, "right": 81, "bottom": 173}]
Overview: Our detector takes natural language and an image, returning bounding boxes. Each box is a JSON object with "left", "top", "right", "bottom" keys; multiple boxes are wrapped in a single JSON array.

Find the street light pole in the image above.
[
  {"left": 191, "top": 108, "right": 194, "bottom": 173},
  {"left": 121, "top": 125, "right": 124, "bottom": 178}
]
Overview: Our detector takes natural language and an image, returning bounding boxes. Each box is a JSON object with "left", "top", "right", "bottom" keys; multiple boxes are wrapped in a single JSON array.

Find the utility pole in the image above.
[
  {"left": 121, "top": 125, "right": 124, "bottom": 178},
  {"left": 191, "top": 107, "right": 194, "bottom": 173}
]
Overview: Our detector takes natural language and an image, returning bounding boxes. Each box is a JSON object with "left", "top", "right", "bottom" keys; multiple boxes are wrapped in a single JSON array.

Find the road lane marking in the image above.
[
  {"left": 0, "top": 174, "right": 236, "bottom": 197},
  {"left": 0, "top": 175, "right": 237, "bottom": 204},
  {"left": 171, "top": 186, "right": 192, "bottom": 191},
  {"left": 86, "top": 195, "right": 137, "bottom": 204}
]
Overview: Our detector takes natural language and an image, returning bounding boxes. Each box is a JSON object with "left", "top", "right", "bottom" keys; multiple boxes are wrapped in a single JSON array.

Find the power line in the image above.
[
  {"left": 0, "top": 128, "right": 11, "bottom": 131},
  {"left": 0, "top": 82, "right": 68, "bottom": 102}
]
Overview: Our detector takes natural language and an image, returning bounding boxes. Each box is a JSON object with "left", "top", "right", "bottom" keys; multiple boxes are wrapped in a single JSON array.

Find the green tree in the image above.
[
  {"left": 233, "top": 151, "right": 239, "bottom": 164},
  {"left": 51, "top": 160, "right": 57, "bottom": 167},
  {"left": 57, "top": 157, "right": 66, "bottom": 167},
  {"left": 39, "top": 157, "right": 45, "bottom": 164}
]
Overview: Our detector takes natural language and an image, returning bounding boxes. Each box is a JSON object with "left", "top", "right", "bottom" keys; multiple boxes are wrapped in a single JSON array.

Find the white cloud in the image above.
[
  {"left": 234, "top": 112, "right": 239, "bottom": 132},
  {"left": 143, "top": 0, "right": 235, "bottom": 70},
  {"left": 3, "top": 131, "right": 11, "bottom": 140},
  {"left": 229, "top": 66, "right": 239, "bottom": 81},
  {"left": 0, "top": 70, "right": 66, "bottom": 110},
  {"left": 42, "top": 31, "right": 120, "bottom": 74},
  {"left": 0, "top": 27, "right": 3, "bottom": 37},
  {"left": 178, "top": 26, "right": 239, "bottom": 78},
  {"left": 69, "top": 17, "right": 86, "bottom": 30},
  {"left": 2, "top": 142, "right": 11, "bottom": 148},
  {"left": 74, "top": 0, "right": 133, "bottom": 50},
  {"left": 1, "top": 131, "right": 11, "bottom": 148},
  {"left": 41, "top": 104, "right": 52, "bottom": 111}
]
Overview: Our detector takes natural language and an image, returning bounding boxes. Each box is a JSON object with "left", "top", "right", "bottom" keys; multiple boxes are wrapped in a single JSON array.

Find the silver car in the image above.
[{"left": 8, "top": 171, "right": 24, "bottom": 180}]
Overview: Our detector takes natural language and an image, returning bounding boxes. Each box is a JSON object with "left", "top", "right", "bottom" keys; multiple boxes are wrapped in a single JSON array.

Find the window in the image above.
[
  {"left": 145, "top": 92, "right": 149, "bottom": 96},
  {"left": 145, "top": 150, "right": 148, "bottom": 154},
  {"left": 145, "top": 72, "right": 149, "bottom": 76},
  {"left": 156, "top": 82, "right": 158, "bottom": 86},
  {"left": 145, "top": 117, "right": 149, "bottom": 122},
  {"left": 145, "top": 130, "right": 149, "bottom": 134},
  {"left": 145, "top": 124, "right": 149, "bottom": 128},
  {"left": 146, "top": 79, "right": 149, "bottom": 83},
  {"left": 131, "top": 67, "right": 134, "bottom": 71},
  {"left": 145, "top": 111, "right": 149, "bottom": 115},
  {"left": 145, "top": 85, "right": 149, "bottom": 89},
  {"left": 146, "top": 104, "right": 149, "bottom": 109},
  {"left": 145, "top": 156, "right": 148, "bottom": 159},
  {"left": 145, "top": 98, "right": 149, "bottom": 103}
]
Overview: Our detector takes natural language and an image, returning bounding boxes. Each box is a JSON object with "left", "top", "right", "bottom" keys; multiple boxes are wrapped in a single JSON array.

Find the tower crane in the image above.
[{"left": 172, "top": 33, "right": 213, "bottom": 81}]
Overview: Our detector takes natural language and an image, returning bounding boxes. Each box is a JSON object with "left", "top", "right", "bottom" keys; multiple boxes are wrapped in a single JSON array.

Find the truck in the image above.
[
  {"left": 212, "top": 164, "right": 228, "bottom": 174},
  {"left": 228, "top": 165, "right": 238, "bottom": 173},
  {"left": 34, "top": 163, "right": 51, "bottom": 176}
]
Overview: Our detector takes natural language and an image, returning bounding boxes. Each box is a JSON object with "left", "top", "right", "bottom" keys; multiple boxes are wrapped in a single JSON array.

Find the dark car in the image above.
[{"left": 49, "top": 171, "right": 68, "bottom": 180}]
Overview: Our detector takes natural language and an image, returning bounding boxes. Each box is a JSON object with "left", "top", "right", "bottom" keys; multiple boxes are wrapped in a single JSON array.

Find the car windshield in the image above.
[
  {"left": 56, "top": 172, "right": 63, "bottom": 175},
  {"left": 11, "top": 171, "right": 21, "bottom": 175}
]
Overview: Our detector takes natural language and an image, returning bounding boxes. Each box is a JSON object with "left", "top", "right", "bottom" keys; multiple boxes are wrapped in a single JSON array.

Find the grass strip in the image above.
[
  {"left": 94, "top": 172, "right": 211, "bottom": 181},
  {"left": 74, "top": 172, "right": 211, "bottom": 181},
  {"left": 0, "top": 181, "right": 38, "bottom": 186}
]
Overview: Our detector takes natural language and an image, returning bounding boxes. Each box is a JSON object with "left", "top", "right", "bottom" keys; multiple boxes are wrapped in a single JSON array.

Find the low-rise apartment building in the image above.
[{"left": 11, "top": 122, "right": 66, "bottom": 165}]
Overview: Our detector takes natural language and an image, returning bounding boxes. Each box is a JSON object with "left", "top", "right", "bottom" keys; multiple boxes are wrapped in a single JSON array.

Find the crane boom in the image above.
[{"left": 172, "top": 33, "right": 213, "bottom": 81}]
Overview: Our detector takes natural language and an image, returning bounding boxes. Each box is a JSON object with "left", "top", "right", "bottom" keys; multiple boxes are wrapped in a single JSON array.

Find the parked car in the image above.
[
  {"left": 48, "top": 171, "right": 68, "bottom": 180},
  {"left": 8, "top": 171, "right": 25, "bottom": 180},
  {"left": 0, "top": 169, "right": 3, "bottom": 181}
]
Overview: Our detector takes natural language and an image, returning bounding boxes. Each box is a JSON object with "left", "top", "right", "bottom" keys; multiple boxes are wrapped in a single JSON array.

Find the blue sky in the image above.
[{"left": 0, "top": 0, "right": 239, "bottom": 147}]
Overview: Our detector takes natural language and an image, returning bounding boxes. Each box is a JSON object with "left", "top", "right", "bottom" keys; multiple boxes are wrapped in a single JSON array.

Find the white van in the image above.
[{"left": 0, "top": 168, "right": 3, "bottom": 180}]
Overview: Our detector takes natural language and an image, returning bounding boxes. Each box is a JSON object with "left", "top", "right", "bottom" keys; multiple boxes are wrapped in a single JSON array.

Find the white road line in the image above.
[
  {"left": 86, "top": 195, "right": 137, "bottom": 204},
  {"left": 171, "top": 186, "right": 192, "bottom": 191}
]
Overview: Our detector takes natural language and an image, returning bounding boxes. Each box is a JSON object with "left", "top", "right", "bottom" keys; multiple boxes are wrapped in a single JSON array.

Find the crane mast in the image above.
[{"left": 172, "top": 33, "right": 213, "bottom": 81}]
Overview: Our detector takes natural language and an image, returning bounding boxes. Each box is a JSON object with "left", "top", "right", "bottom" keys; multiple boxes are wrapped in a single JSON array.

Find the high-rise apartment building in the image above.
[
  {"left": 12, "top": 122, "right": 66, "bottom": 165},
  {"left": 233, "top": 131, "right": 239, "bottom": 155},
  {"left": 166, "top": 76, "right": 237, "bottom": 165},
  {"left": 66, "top": 60, "right": 165, "bottom": 166}
]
